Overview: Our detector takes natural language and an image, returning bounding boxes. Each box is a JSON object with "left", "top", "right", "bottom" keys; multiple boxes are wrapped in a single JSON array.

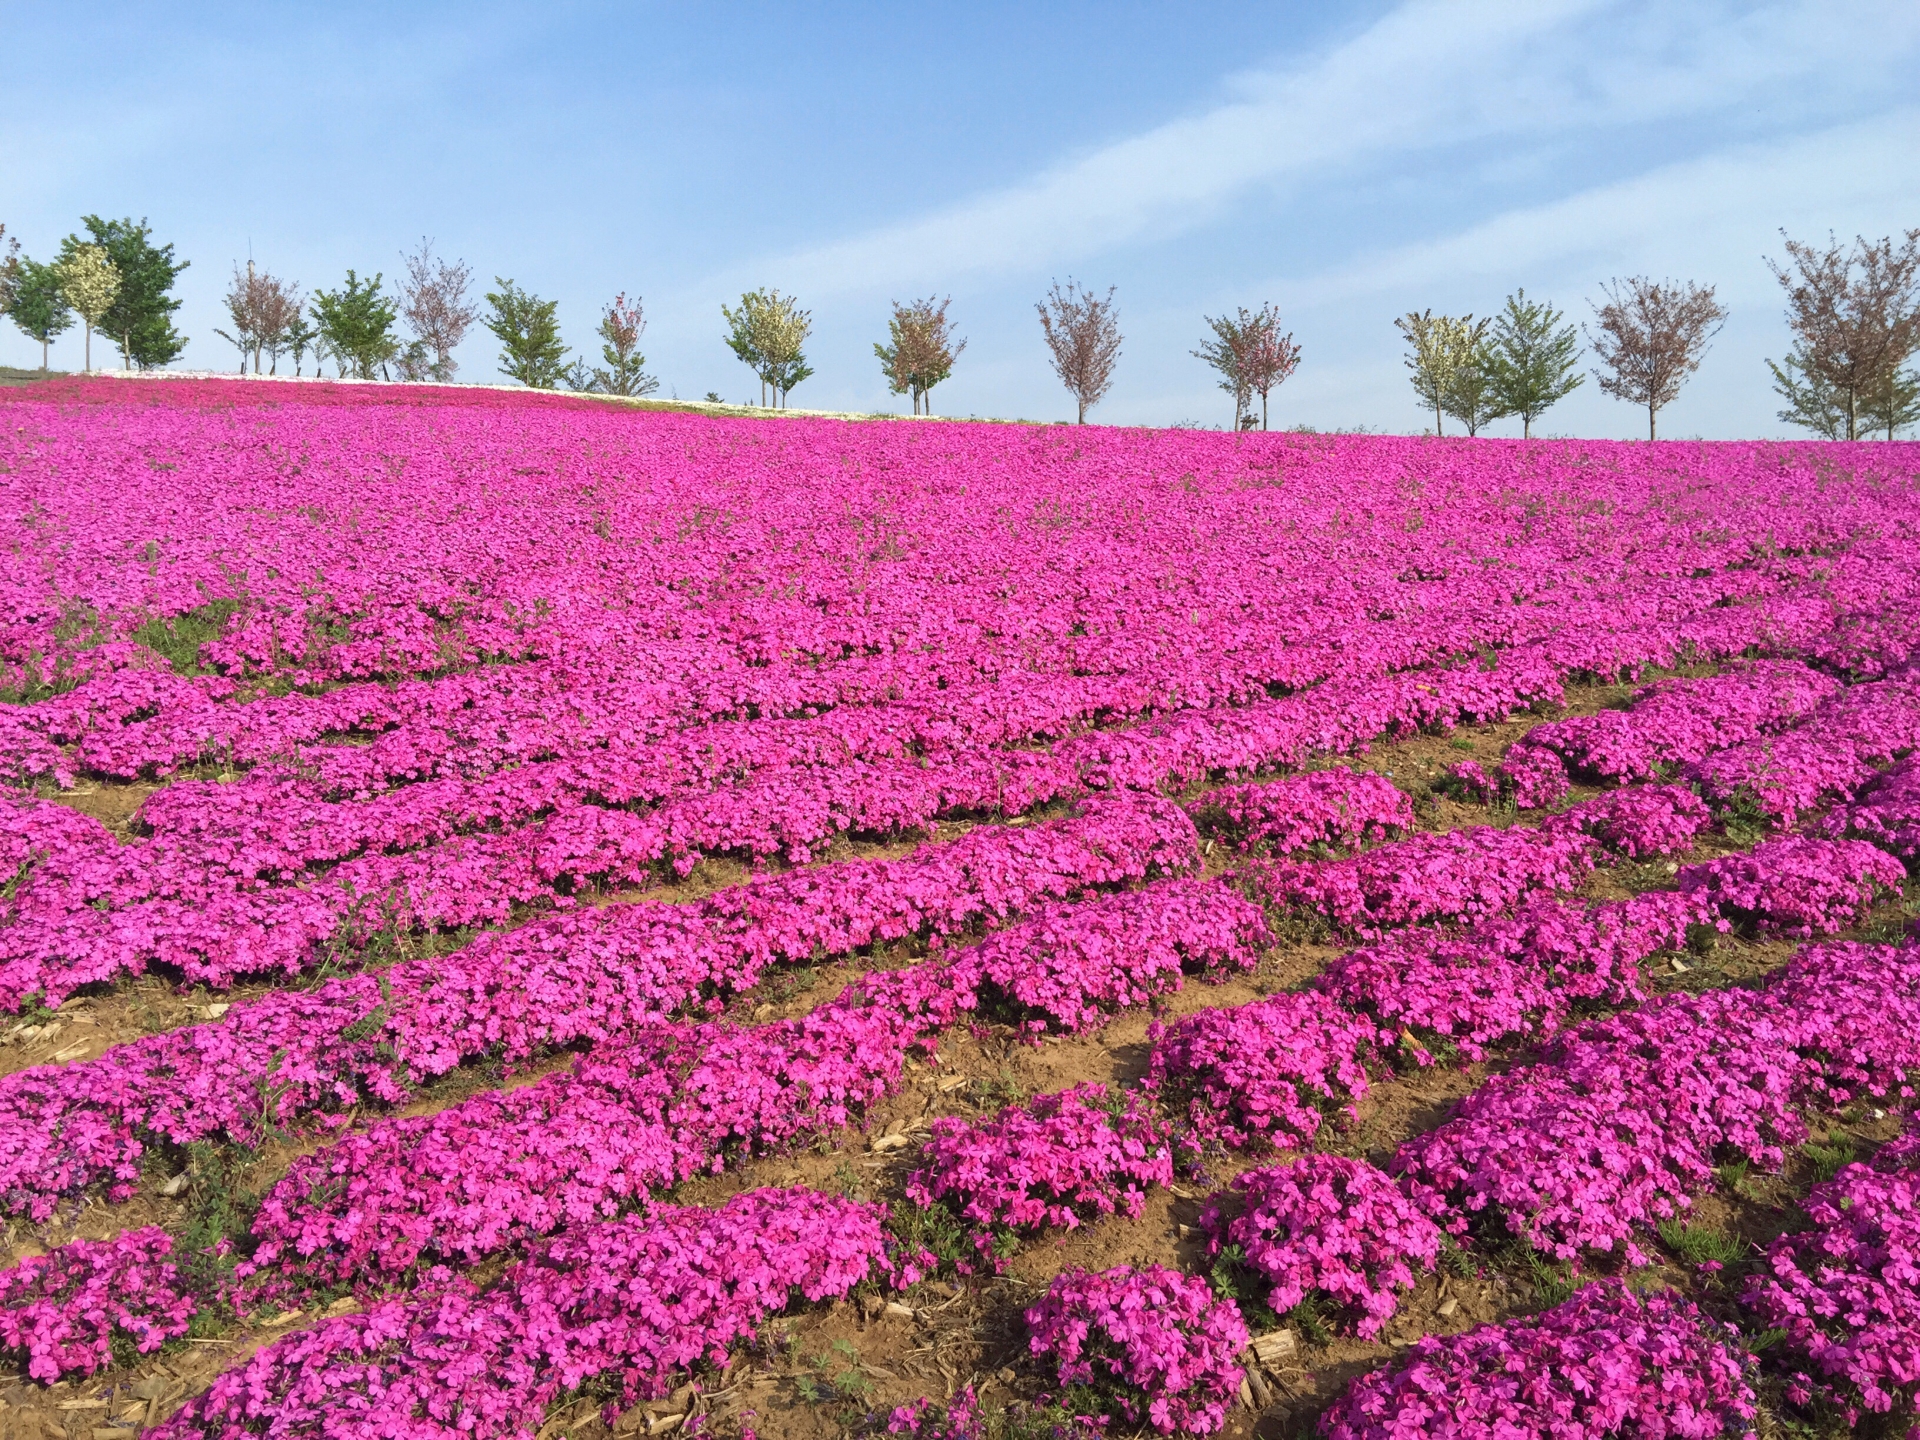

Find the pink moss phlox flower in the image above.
[
  {"left": 1200, "top": 1155, "right": 1444, "bottom": 1339},
  {"left": 1740, "top": 1161, "right": 1920, "bottom": 1417},
  {"left": 906, "top": 1083, "right": 1175, "bottom": 1264},
  {"left": 1253, "top": 823, "right": 1596, "bottom": 935},
  {"left": 1186, "top": 769, "right": 1413, "bottom": 854},
  {"left": 1679, "top": 836, "right": 1905, "bottom": 939},
  {"left": 155, "top": 1188, "right": 891, "bottom": 1440},
  {"left": 1025, "top": 1264, "right": 1250, "bottom": 1436},
  {"left": 1145, "top": 991, "right": 1376, "bottom": 1150},
  {"left": 1321, "top": 1279, "right": 1757, "bottom": 1440},
  {"left": 0, "top": 1226, "right": 196, "bottom": 1382}
]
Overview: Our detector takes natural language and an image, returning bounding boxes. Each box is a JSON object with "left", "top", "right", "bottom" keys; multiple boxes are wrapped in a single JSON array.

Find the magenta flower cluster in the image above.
[
  {"left": 1829, "top": 752, "right": 1920, "bottom": 862},
  {"left": 957, "top": 879, "right": 1269, "bottom": 1036},
  {"left": 1145, "top": 991, "right": 1377, "bottom": 1150},
  {"left": 1677, "top": 835, "right": 1905, "bottom": 938},
  {"left": 1186, "top": 769, "right": 1413, "bottom": 854},
  {"left": 1541, "top": 783, "right": 1711, "bottom": 858},
  {"left": 1200, "top": 1156, "right": 1443, "bottom": 1339},
  {"left": 906, "top": 1083, "right": 1175, "bottom": 1265},
  {"left": 1321, "top": 1280, "right": 1757, "bottom": 1440},
  {"left": 154, "top": 1187, "right": 894, "bottom": 1440},
  {"left": 1503, "top": 659, "right": 1840, "bottom": 799},
  {"left": 1023, "top": 1264, "right": 1250, "bottom": 1436},
  {"left": 239, "top": 875, "right": 1237, "bottom": 1290},
  {"left": 1316, "top": 892, "right": 1695, "bottom": 1062},
  {"left": 1741, "top": 1159, "right": 1920, "bottom": 1419},
  {"left": 0, "top": 1226, "right": 196, "bottom": 1382},
  {"left": 1396, "top": 938, "right": 1920, "bottom": 1261},
  {"left": 1688, "top": 672, "right": 1920, "bottom": 826},
  {"left": 1253, "top": 822, "right": 1597, "bottom": 935}
]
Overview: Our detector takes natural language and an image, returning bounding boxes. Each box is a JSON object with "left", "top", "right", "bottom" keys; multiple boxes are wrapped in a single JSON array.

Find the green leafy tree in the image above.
[
  {"left": 1191, "top": 312, "right": 1253, "bottom": 427},
  {"left": 9, "top": 259, "right": 74, "bottom": 370},
  {"left": 1441, "top": 321, "right": 1501, "bottom": 436},
  {"left": 592, "top": 293, "right": 659, "bottom": 397},
  {"left": 1863, "top": 364, "right": 1920, "bottom": 440},
  {"left": 284, "top": 311, "right": 320, "bottom": 378},
  {"left": 0, "top": 225, "right": 20, "bottom": 318},
  {"left": 1768, "top": 346, "right": 1851, "bottom": 439},
  {"left": 76, "top": 216, "right": 188, "bottom": 369},
  {"left": 876, "top": 296, "right": 963, "bottom": 414},
  {"left": 484, "top": 278, "right": 567, "bottom": 389},
  {"left": 1485, "top": 289, "right": 1582, "bottom": 437},
  {"left": 723, "top": 288, "right": 812, "bottom": 407},
  {"left": 55, "top": 244, "right": 121, "bottom": 372},
  {"left": 1396, "top": 310, "right": 1485, "bottom": 436},
  {"left": 1193, "top": 303, "right": 1299, "bottom": 431},
  {"left": 311, "top": 270, "right": 400, "bottom": 380}
]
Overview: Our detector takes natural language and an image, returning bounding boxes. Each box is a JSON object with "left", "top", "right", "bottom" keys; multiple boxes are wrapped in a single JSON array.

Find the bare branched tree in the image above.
[
  {"left": 1037, "top": 279, "right": 1120, "bottom": 424},
  {"left": 213, "top": 262, "right": 301, "bottom": 374},
  {"left": 399, "top": 239, "right": 478, "bottom": 383},
  {"left": 1586, "top": 277, "right": 1727, "bottom": 440},
  {"left": 1768, "top": 229, "right": 1920, "bottom": 441}
]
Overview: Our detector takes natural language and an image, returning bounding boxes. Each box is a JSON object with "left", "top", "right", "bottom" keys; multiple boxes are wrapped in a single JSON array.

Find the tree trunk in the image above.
[
  {"left": 40, "top": 335, "right": 48, "bottom": 372},
  {"left": 1433, "top": 400, "right": 1443, "bottom": 437},
  {"left": 1648, "top": 403, "right": 1657, "bottom": 442},
  {"left": 83, "top": 323, "right": 91, "bottom": 374},
  {"left": 1847, "top": 389, "right": 1857, "bottom": 442},
  {"left": 1261, "top": 391, "right": 1268, "bottom": 431},
  {"left": 1077, "top": 397, "right": 1086, "bottom": 424}
]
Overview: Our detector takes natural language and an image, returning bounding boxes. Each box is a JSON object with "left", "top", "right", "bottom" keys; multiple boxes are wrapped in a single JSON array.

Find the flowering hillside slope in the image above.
[{"left": 2, "top": 378, "right": 1919, "bottom": 1438}]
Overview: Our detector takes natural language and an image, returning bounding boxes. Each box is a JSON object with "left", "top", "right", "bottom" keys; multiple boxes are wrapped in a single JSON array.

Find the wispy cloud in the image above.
[{"left": 758, "top": 0, "right": 1919, "bottom": 299}]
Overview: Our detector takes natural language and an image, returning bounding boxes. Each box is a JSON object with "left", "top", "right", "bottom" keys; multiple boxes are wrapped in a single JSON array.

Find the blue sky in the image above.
[{"left": 3, "top": 1, "right": 1916, "bottom": 436}]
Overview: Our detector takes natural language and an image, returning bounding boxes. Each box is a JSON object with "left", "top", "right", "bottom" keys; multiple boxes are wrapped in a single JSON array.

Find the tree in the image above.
[
  {"left": 1768, "top": 346, "right": 1850, "bottom": 439},
  {"left": 398, "top": 239, "right": 478, "bottom": 383},
  {"left": 484, "top": 278, "right": 566, "bottom": 389},
  {"left": 311, "top": 271, "right": 400, "bottom": 380},
  {"left": 875, "top": 296, "right": 964, "bottom": 415},
  {"left": 1037, "top": 279, "right": 1121, "bottom": 424},
  {"left": 213, "top": 262, "right": 301, "bottom": 375},
  {"left": 1395, "top": 310, "right": 1482, "bottom": 436},
  {"left": 0, "top": 225, "right": 20, "bottom": 318},
  {"left": 1586, "top": 277, "right": 1726, "bottom": 440},
  {"left": 55, "top": 244, "right": 121, "bottom": 373},
  {"left": 9, "top": 260, "right": 74, "bottom": 370},
  {"left": 1485, "top": 289, "right": 1582, "bottom": 438},
  {"left": 1240, "top": 304, "right": 1301, "bottom": 431},
  {"left": 592, "top": 293, "right": 659, "bottom": 397},
  {"left": 284, "top": 311, "right": 320, "bottom": 378},
  {"left": 1440, "top": 319, "right": 1500, "bottom": 437},
  {"left": 1192, "top": 312, "right": 1253, "bottom": 428},
  {"left": 1767, "top": 230, "right": 1920, "bottom": 442},
  {"left": 723, "top": 289, "right": 813, "bottom": 407},
  {"left": 76, "top": 216, "right": 188, "bottom": 369},
  {"left": 1864, "top": 364, "right": 1920, "bottom": 440}
]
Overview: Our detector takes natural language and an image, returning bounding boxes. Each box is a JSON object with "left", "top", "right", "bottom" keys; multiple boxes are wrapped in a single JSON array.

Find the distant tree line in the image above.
[{"left": 3, "top": 215, "right": 1915, "bottom": 438}]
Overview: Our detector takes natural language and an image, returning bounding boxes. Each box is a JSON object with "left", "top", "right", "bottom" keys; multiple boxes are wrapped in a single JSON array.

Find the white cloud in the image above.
[{"left": 750, "top": 0, "right": 1919, "bottom": 300}]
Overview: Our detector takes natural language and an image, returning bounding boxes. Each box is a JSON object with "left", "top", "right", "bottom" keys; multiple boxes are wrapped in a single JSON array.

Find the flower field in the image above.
[{"left": 1, "top": 375, "right": 1919, "bottom": 1438}]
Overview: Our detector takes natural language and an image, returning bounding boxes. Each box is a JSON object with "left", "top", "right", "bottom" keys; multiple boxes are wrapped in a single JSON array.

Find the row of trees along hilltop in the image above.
[
  {"left": 1390, "top": 230, "right": 1918, "bottom": 441},
  {"left": 2, "top": 220, "right": 1914, "bottom": 437}
]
